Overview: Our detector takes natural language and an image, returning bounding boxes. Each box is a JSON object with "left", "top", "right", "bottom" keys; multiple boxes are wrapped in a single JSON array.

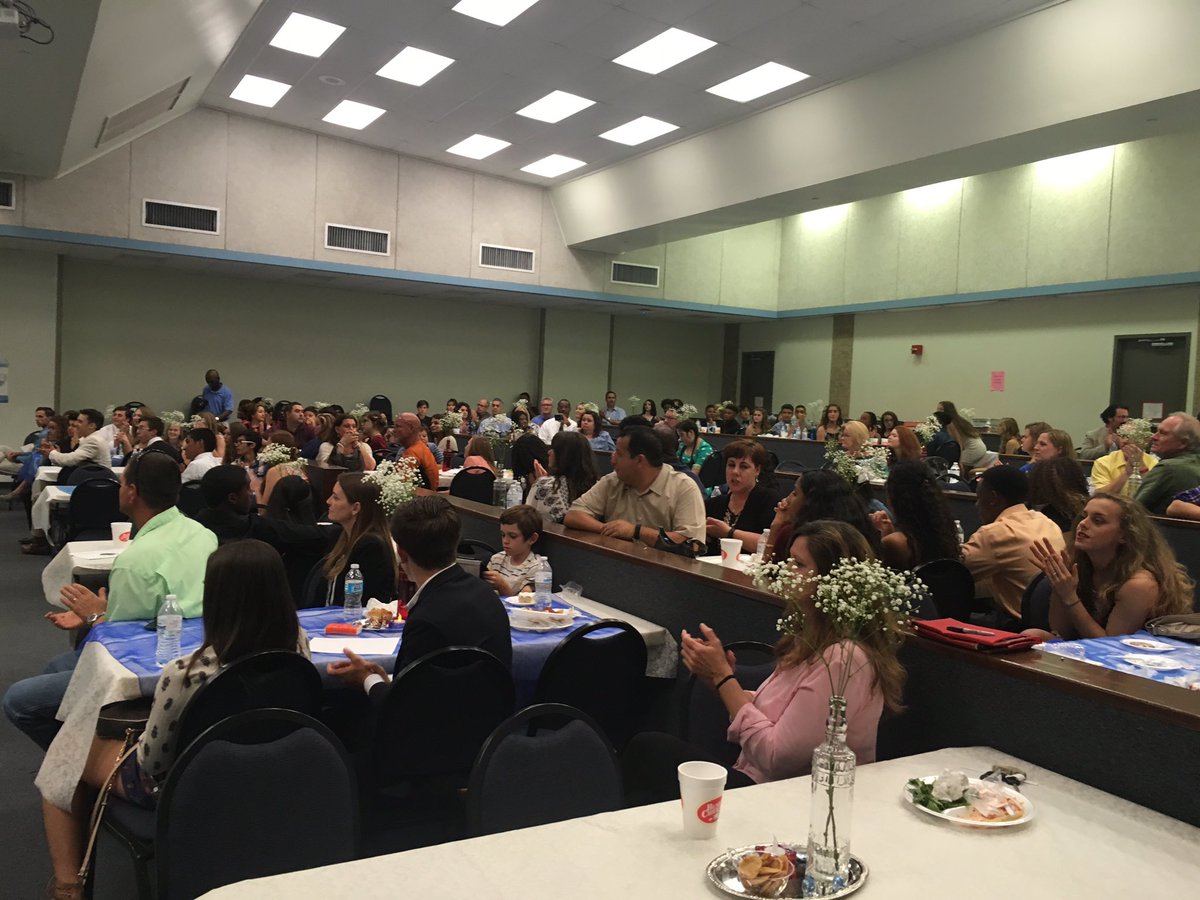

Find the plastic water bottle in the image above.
[
  {"left": 343, "top": 563, "right": 364, "bottom": 621},
  {"left": 110, "top": 443, "right": 122, "bottom": 466},
  {"left": 492, "top": 475, "right": 510, "bottom": 507},
  {"left": 155, "top": 593, "right": 183, "bottom": 666},
  {"left": 506, "top": 477, "right": 523, "bottom": 508},
  {"left": 534, "top": 558, "right": 553, "bottom": 609},
  {"left": 954, "top": 520, "right": 965, "bottom": 545},
  {"left": 756, "top": 528, "right": 771, "bottom": 561}
]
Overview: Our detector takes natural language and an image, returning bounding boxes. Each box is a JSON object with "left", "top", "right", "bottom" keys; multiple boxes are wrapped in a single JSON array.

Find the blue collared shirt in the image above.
[
  {"left": 202, "top": 383, "right": 234, "bottom": 418},
  {"left": 603, "top": 405, "right": 627, "bottom": 424}
]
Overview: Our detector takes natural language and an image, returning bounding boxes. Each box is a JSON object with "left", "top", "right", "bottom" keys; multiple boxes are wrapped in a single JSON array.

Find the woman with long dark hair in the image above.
[
  {"left": 763, "top": 469, "right": 879, "bottom": 562},
  {"left": 816, "top": 403, "right": 844, "bottom": 443},
  {"left": 873, "top": 461, "right": 961, "bottom": 569},
  {"left": 1027, "top": 457, "right": 1091, "bottom": 531},
  {"left": 528, "top": 431, "right": 598, "bottom": 524},
  {"left": 317, "top": 472, "right": 398, "bottom": 606}
]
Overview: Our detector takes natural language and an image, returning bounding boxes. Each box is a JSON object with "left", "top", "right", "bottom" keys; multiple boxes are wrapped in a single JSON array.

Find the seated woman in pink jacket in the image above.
[{"left": 622, "top": 520, "right": 906, "bottom": 800}]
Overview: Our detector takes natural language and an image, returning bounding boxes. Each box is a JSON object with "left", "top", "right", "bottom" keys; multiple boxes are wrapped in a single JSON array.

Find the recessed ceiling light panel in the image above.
[
  {"left": 229, "top": 74, "right": 292, "bottom": 108},
  {"left": 517, "top": 90, "right": 595, "bottom": 124},
  {"left": 323, "top": 100, "right": 386, "bottom": 130},
  {"left": 453, "top": 0, "right": 541, "bottom": 27},
  {"left": 269, "top": 12, "right": 346, "bottom": 58},
  {"left": 599, "top": 116, "right": 678, "bottom": 146},
  {"left": 521, "top": 154, "right": 586, "bottom": 178},
  {"left": 377, "top": 47, "right": 455, "bottom": 86},
  {"left": 707, "top": 62, "right": 810, "bottom": 102},
  {"left": 612, "top": 28, "right": 715, "bottom": 75},
  {"left": 447, "top": 134, "right": 512, "bottom": 159}
]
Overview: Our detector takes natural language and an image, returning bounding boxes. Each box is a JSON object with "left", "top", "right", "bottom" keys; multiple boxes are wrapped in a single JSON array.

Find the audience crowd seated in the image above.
[
  {"left": 873, "top": 461, "right": 961, "bottom": 570},
  {"left": 528, "top": 432, "right": 598, "bottom": 525},
  {"left": 703, "top": 439, "right": 776, "bottom": 555}
]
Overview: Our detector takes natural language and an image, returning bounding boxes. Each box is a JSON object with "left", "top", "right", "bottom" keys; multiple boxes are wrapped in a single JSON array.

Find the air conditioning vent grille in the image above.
[
  {"left": 142, "top": 200, "right": 219, "bottom": 233},
  {"left": 611, "top": 261, "right": 660, "bottom": 287},
  {"left": 326, "top": 224, "right": 390, "bottom": 255},
  {"left": 0, "top": 180, "right": 13, "bottom": 209},
  {"left": 480, "top": 244, "right": 535, "bottom": 272}
]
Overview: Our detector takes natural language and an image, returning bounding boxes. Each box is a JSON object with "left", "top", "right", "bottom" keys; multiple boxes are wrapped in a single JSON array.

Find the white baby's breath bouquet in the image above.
[
  {"left": 440, "top": 411, "right": 464, "bottom": 433},
  {"left": 1117, "top": 418, "right": 1153, "bottom": 451},
  {"left": 349, "top": 402, "right": 370, "bottom": 420},
  {"left": 259, "top": 442, "right": 302, "bottom": 468},
  {"left": 913, "top": 415, "right": 941, "bottom": 444},
  {"left": 364, "top": 457, "right": 420, "bottom": 516},
  {"left": 628, "top": 395, "right": 641, "bottom": 405},
  {"left": 677, "top": 402, "right": 699, "bottom": 421},
  {"left": 312, "top": 401, "right": 333, "bottom": 412},
  {"left": 825, "top": 447, "right": 859, "bottom": 484},
  {"left": 581, "top": 401, "right": 599, "bottom": 414},
  {"left": 159, "top": 410, "right": 185, "bottom": 427}
]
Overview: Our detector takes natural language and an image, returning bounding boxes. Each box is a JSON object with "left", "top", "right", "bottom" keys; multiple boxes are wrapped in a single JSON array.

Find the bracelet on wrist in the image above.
[{"left": 714, "top": 673, "right": 737, "bottom": 691}]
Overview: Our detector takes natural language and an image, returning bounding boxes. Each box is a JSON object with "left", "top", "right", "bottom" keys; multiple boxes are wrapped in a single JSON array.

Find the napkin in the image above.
[
  {"left": 366, "top": 598, "right": 408, "bottom": 621},
  {"left": 913, "top": 618, "right": 1038, "bottom": 653}
]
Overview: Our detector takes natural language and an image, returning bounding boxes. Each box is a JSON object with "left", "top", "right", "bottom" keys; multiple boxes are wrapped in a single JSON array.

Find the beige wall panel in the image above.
[
  {"left": 0, "top": 250, "right": 58, "bottom": 439},
  {"left": 957, "top": 166, "right": 1031, "bottom": 294},
  {"left": 720, "top": 220, "right": 780, "bottom": 309},
  {"left": 538, "top": 193, "right": 607, "bottom": 292},
  {"left": 849, "top": 286, "right": 1198, "bottom": 440},
  {"left": 610, "top": 315, "right": 723, "bottom": 404},
  {"left": 470, "top": 176, "right": 543, "bottom": 284},
  {"left": 789, "top": 207, "right": 848, "bottom": 310},
  {"left": 128, "top": 107, "right": 228, "bottom": 249},
  {"left": 1108, "top": 133, "right": 1200, "bottom": 279},
  {"left": 664, "top": 232, "right": 723, "bottom": 306},
  {"left": 226, "top": 117, "right": 316, "bottom": 259},
  {"left": 777, "top": 215, "right": 801, "bottom": 307},
  {"left": 396, "top": 157, "right": 474, "bottom": 277},
  {"left": 24, "top": 148, "right": 130, "bottom": 237},
  {"left": 541, "top": 308, "right": 612, "bottom": 405},
  {"left": 0, "top": 174, "right": 24, "bottom": 227},
  {"left": 1026, "top": 148, "right": 1113, "bottom": 287},
  {"left": 58, "top": 259, "right": 541, "bottom": 412},
  {"left": 741, "top": 317, "right": 834, "bottom": 415},
  {"left": 314, "top": 137, "right": 397, "bottom": 270},
  {"left": 844, "top": 195, "right": 899, "bottom": 304},
  {"left": 607, "top": 245, "right": 667, "bottom": 300},
  {"left": 897, "top": 181, "right": 962, "bottom": 299}
]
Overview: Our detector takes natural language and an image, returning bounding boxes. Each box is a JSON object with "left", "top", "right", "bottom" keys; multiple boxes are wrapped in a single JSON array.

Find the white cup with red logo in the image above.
[
  {"left": 111, "top": 522, "right": 132, "bottom": 544},
  {"left": 719, "top": 537, "right": 742, "bottom": 567},
  {"left": 677, "top": 760, "right": 727, "bottom": 838}
]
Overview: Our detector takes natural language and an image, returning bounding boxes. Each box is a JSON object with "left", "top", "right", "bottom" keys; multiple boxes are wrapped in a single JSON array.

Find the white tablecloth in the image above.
[
  {"left": 567, "top": 594, "right": 677, "bottom": 679},
  {"left": 42, "top": 540, "right": 129, "bottom": 606},
  {"left": 200, "top": 746, "right": 1200, "bottom": 899},
  {"left": 438, "top": 467, "right": 462, "bottom": 488}
]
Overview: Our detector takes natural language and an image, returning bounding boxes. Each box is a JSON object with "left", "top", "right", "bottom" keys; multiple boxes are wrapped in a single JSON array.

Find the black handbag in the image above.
[{"left": 653, "top": 527, "right": 701, "bottom": 559}]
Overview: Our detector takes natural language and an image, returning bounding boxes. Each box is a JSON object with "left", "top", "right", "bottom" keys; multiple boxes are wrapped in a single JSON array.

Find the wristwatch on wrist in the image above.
[{"left": 85, "top": 612, "right": 105, "bottom": 626}]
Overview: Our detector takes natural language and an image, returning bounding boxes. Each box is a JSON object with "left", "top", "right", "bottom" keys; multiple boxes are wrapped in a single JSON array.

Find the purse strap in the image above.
[{"left": 78, "top": 728, "right": 141, "bottom": 884}]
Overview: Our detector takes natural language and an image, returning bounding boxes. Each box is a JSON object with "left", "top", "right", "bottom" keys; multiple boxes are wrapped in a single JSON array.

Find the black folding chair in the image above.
[
  {"left": 1020, "top": 572, "right": 1053, "bottom": 631},
  {"left": 678, "top": 641, "right": 776, "bottom": 767},
  {"left": 698, "top": 454, "right": 726, "bottom": 490},
  {"left": 532, "top": 619, "right": 647, "bottom": 751},
  {"left": 467, "top": 703, "right": 621, "bottom": 836},
  {"left": 457, "top": 539, "right": 499, "bottom": 578},
  {"left": 66, "top": 478, "right": 124, "bottom": 541},
  {"left": 914, "top": 558, "right": 975, "bottom": 620},
  {"left": 368, "top": 395, "right": 393, "bottom": 421},
  {"left": 449, "top": 466, "right": 496, "bottom": 504},
  {"left": 176, "top": 482, "right": 205, "bottom": 519}
]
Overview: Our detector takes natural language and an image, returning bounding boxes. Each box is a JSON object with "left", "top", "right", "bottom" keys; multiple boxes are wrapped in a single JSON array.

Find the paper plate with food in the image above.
[
  {"left": 1122, "top": 653, "right": 1188, "bottom": 670},
  {"left": 706, "top": 842, "right": 867, "bottom": 898},
  {"left": 508, "top": 605, "right": 577, "bottom": 632},
  {"left": 1120, "top": 637, "right": 1176, "bottom": 652},
  {"left": 360, "top": 599, "right": 402, "bottom": 630},
  {"left": 503, "top": 591, "right": 538, "bottom": 607},
  {"left": 904, "top": 771, "right": 1034, "bottom": 828}
]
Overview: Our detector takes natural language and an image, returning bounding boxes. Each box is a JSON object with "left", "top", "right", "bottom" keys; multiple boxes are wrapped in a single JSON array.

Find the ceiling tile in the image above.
[{"left": 678, "top": 0, "right": 803, "bottom": 43}]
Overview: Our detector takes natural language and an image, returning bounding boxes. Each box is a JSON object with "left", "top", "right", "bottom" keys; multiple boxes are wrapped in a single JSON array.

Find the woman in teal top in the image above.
[{"left": 678, "top": 419, "right": 714, "bottom": 473}]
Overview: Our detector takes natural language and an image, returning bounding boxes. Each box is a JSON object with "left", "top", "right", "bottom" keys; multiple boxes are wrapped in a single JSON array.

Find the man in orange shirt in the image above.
[{"left": 394, "top": 412, "right": 439, "bottom": 490}]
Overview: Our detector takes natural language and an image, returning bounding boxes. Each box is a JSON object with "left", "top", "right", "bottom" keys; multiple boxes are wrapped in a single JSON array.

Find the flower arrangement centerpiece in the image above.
[
  {"left": 440, "top": 410, "right": 464, "bottom": 435},
  {"left": 628, "top": 395, "right": 641, "bottom": 406},
  {"left": 348, "top": 402, "right": 370, "bottom": 420},
  {"left": 824, "top": 445, "right": 889, "bottom": 485},
  {"left": 258, "top": 442, "right": 303, "bottom": 469},
  {"left": 363, "top": 457, "right": 420, "bottom": 516},
  {"left": 677, "top": 402, "right": 699, "bottom": 421},
  {"left": 1117, "top": 417, "right": 1153, "bottom": 451},
  {"left": 747, "top": 554, "right": 924, "bottom": 896},
  {"left": 581, "top": 401, "right": 599, "bottom": 414},
  {"left": 913, "top": 415, "right": 941, "bottom": 444},
  {"left": 480, "top": 415, "right": 513, "bottom": 456},
  {"left": 312, "top": 401, "right": 333, "bottom": 412},
  {"left": 159, "top": 410, "right": 186, "bottom": 427}
]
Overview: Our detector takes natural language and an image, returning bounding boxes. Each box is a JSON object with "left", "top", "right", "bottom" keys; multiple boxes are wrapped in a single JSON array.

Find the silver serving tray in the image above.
[{"left": 706, "top": 844, "right": 868, "bottom": 899}]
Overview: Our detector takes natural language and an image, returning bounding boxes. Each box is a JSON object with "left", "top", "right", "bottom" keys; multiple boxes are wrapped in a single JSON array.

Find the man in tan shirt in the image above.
[
  {"left": 564, "top": 427, "right": 705, "bottom": 547},
  {"left": 962, "top": 465, "right": 1065, "bottom": 622}
]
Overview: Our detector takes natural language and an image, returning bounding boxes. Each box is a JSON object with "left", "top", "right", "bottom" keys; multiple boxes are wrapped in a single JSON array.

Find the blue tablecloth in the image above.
[
  {"left": 1039, "top": 631, "right": 1200, "bottom": 689},
  {"left": 85, "top": 603, "right": 607, "bottom": 702}
]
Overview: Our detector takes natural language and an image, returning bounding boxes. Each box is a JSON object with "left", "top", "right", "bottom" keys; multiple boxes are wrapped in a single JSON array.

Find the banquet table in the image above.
[
  {"left": 438, "top": 466, "right": 462, "bottom": 488},
  {"left": 42, "top": 539, "right": 129, "bottom": 606},
  {"left": 1037, "top": 631, "right": 1200, "bottom": 689},
  {"left": 199, "top": 745, "right": 1200, "bottom": 899}
]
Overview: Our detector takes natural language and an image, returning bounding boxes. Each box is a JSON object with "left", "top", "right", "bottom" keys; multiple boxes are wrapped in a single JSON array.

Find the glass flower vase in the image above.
[{"left": 804, "top": 696, "right": 856, "bottom": 897}]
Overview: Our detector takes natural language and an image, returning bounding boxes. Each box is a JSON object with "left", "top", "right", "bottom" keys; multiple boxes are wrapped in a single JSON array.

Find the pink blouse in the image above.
[{"left": 728, "top": 643, "right": 883, "bottom": 783}]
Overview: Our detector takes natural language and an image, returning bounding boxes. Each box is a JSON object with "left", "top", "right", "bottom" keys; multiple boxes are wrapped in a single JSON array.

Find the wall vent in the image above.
[
  {"left": 0, "top": 180, "right": 13, "bottom": 209},
  {"left": 142, "top": 199, "right": 220, "bottom": 234},
  {"left": 611, "top": 261, "right": 660, "bottom": 287},
  {"left": 325, "top": 223, "right": 390, "bottom": 256},
  {"left": 97, "top": 78, "right": 190, "bottom": 147},
  {"left": 480, "top": 243, "right": 535, "bottom": 272}
]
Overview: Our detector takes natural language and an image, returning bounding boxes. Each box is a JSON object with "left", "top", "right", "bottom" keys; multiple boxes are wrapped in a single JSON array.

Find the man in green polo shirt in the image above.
[
  {"left": 1134, "top": 413, "right": 1200, "bottom": 515},
  {"left": 4, "top": 451, "right": 216, "bottom": 750}
]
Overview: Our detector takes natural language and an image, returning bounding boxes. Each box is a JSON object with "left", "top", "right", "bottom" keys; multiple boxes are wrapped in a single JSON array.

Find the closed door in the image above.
[
  {"left": 740, "top": 351, "right": 774, "bottom": 413},
  {"left": 1111, "top": 334, "right": 1190, "bottom": 420}
]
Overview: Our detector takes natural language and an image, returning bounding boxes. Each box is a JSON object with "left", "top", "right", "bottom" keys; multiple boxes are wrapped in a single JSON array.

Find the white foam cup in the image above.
[
  {"left": 719, "top": 537, "right": 742, "bottom": 566},
  {"left": 111, "top": 522, "right": 132, "bottom": 543},
  {"left": 677, "top": 760, "right": 727, "bottom": 838}
]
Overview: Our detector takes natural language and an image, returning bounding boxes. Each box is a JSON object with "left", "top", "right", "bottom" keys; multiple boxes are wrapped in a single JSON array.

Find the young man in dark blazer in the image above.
[{"left": 328, "top": 494, "right": 512, "bottom": 698}]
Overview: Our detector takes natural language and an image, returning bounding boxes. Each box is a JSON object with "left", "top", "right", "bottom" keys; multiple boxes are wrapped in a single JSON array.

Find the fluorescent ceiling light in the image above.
[
  {"left": 452, "top": 0, "right": 541, "bottom": 27},
  {"left": 613, "top": 28, "right": 715, "bottom": 75},
  {"left": 599, "top": 116, "right": 678, "bottom": 146},
  {"left": 322, "top": 100, "right": 386, "bottom": 130},
  {"left": 517, "top": 90, "right": 595, "bottom": 124},
  {"left": 707, "top": 62, "right": 809, "bottom": 102},
  {"left": 376, "top": 47, "right": 455, "bottom": 86},
  {"left": 447, "top": 134, "right": 511, "bottom": 159},
  {"left": 229, "top": 74, "right": 292, "bottom": 108},
  {"left": 521, "top": 154, "right": 586, "bottom": 178},
  {"left": 269, "top": 12, "right": 345, "bottom": 58}
]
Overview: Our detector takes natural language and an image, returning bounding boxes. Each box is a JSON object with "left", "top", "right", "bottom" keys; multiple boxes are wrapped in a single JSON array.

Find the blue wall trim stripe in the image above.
[{"left": 2, "top": 224, "right": 1197, "bottom": 320}]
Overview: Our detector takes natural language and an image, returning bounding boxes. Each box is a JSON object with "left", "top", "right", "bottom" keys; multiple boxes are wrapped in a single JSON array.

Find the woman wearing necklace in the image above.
[{"left": 704, "top": 440, "right": 776, "bottom": 555}]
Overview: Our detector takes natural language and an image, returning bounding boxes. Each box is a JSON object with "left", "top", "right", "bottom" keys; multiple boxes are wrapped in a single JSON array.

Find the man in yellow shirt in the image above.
[{"left": 1090, "top": 436, "right": 1157, "bottom": 497}]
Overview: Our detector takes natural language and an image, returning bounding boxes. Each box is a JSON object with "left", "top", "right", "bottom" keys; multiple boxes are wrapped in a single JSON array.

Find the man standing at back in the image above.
[
  {"left": 393, "top": 412, "right": 439, "bottom": 490},
  {"left": 4, "top": 451, "right": 217, "bottom": 749},
  {"left": 1134, "top": 412, "right": 1200, "bottom": 515},
  {"left": 202, "top": 369, "right": 234, "bottom": 421}
]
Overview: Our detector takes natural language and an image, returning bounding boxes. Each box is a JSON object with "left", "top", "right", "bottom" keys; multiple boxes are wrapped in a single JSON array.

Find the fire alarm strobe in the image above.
[{"left": 911, "top": 344, "right": 924, "bottom": 356}]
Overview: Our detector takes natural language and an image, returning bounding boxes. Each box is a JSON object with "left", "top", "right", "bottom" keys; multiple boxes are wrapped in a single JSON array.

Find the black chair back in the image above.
[
  {"left": 467, "top": 703, "right": 621, "bottom": 836},
  {"left": 698, "top": 454, "right": 726, "bottom": 489},
  {"left": 679, "top": 641, "right": 776, "bottom": 767},
  {"left": 65, "top": 463, "right": 116, "bottom": 485},
  {"left": 156, "top": 709, "right": 357, "bottom": 900},
  {"left": 174, "top": 650, "right": 323, "bottom": 753},
  {"left": 1020, "top": 572, "right": 1053, "bottom": 631},
  {"left": 532, "top": 619, "right": 647, "bottom": 750},
  {"left": 457, "top": 539, "right": 499, "bottom": 578},
  {"left": 177, "top": 481, "right": 206, "bottom": 519},
  {"left": 368, "top": 395, "right": 393, "bottom": 421},
  {"left": 913, "top": 558, "right": 976, "bottom": 620},
  {"left": 449, "top": 466, "right": 496, "bottom": 504},
  {"left": 932, "top": 440, "right": 962, "bottom": 465},
  {"left": 67, "top": 478, "right": 124, "bottom": 541},
  {"left": 375, "top": 646, "right": 514, "bottom": 787}
]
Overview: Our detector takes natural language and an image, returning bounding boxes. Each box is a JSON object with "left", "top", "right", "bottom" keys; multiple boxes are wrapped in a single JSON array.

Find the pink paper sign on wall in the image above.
[{"left": 990, "top": 371, "right": 1005, "bottom": 392}]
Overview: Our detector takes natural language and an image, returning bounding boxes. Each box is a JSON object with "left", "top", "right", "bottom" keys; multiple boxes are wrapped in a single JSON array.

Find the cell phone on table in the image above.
[{"left": 143, "top": 618, "right": 157, "bottom": 631}]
